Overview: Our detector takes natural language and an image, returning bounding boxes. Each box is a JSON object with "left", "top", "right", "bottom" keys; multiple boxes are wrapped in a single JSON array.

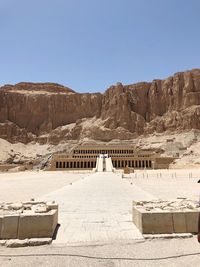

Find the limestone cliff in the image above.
[{"left": 1, "top": 69, "right": 200, "bottom": 144}]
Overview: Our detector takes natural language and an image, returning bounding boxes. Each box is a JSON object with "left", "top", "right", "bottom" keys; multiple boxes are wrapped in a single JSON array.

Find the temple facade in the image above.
[{"left": 50, "top": 144, "right": 175, "bottom": 171}]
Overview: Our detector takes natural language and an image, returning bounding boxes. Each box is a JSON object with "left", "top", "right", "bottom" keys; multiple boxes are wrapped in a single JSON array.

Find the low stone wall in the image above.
[
  {"left": 133, "top": 198, "right": 200, "bottom": 234},
  {"left": 0, "top": 200, "right": 58, "bottom": 239}
]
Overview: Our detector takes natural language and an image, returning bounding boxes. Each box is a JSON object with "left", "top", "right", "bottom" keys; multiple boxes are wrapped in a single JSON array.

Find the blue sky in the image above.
[{"left": 0, "top": 0, "right": 199, "bottom": 93}]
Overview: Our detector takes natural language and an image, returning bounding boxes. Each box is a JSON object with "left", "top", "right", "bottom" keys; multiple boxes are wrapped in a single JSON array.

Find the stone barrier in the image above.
[
  {"left": 0, "top": 200, "right": 58, "bottom": 239},
  {"left": 132, "top": 198, "right": 200, "bottom": 234}
]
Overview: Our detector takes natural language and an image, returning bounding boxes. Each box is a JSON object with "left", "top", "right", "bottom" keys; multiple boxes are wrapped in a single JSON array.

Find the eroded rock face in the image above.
[{"left": 1, "top": 69, "right": 200, "bottom": 143}]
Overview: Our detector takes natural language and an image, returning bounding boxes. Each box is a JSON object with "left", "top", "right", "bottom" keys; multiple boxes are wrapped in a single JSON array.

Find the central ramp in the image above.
[
  {"left": 40, "top": 172, "right": 154, "bottom": 245},
  {"left": 96, "top": 156, "right": 103, "bottom": 172},
  {"left": 105, "top": 157, "right": 113, "bottom": 172},
  {"left": 96, "top": 154, "right": 113, "bottom": 172}
]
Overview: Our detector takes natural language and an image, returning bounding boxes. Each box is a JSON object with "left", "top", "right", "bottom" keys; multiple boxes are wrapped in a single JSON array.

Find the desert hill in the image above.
[{"left": 1, "top": 69, "right": 200, "bottom": 144}]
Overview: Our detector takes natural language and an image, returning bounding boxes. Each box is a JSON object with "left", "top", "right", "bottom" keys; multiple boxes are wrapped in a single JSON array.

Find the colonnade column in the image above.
[{"left": 55, "top": 158, "right": 153, "bottom": 170}]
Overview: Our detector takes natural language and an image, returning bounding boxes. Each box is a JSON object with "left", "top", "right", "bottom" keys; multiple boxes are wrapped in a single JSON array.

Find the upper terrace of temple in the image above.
[{"left": 72, "top": 145, "right": 156, "bottom": 158}]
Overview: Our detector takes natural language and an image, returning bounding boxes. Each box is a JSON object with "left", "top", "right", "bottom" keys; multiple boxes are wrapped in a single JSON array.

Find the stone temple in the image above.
[{"left": 50, "top": 144, "right": 175, "bottom": 171}]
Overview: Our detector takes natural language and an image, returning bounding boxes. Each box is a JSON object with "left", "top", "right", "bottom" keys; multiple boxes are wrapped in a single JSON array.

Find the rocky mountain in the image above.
[{"left": 1, "top": 69, "right": 200, "bottom": 144}]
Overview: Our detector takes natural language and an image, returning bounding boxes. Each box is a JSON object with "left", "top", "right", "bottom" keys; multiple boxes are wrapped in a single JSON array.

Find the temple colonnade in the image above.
[
  {"left": 56, "top": 161, "right": 96, "bottom": 169},
  {"left": 55, "top": 159, "right": 152, "bottom": 169},
  {"left": 112, "top": 159, "right": 152, "bottom": 168}
]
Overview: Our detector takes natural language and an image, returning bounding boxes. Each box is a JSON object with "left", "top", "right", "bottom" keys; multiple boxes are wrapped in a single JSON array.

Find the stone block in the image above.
[
  {"left": 28, "top": 238, "right": 52, "bottom": 246},
  {"left": 0, "top": 240, "right": 6, "bottom": 246},
  {"left": 143, "top": 233, "right": 193, "bottom": 239},
  {"left": 52, "top": 209, "right": 58, "bottom": 234},
  {"left": 1, "top": 214, "right": 19, "bottom": 239},
  {"left": 185, "top": 211, "right": 199, "bottom": 233},
  {"left": 133, "top": 206, "right": 200, "bottom": 234},
  {"left": 6, "top": 239, "right": 29, "bottom": 248},
  {"left": 132, "top": 207, "right": 142, "bottom": 232},
  {"left": 172, "top": 212, "right": 187, "bottom": 233},
  {"left": 142, "top": 212, "right": 173, "bottom": 234},
  {"left": 124, "top": 167, "right": 130, "bottom": 174},
  {"left": 18, "top": 209, "right": 58, "bottom": 239},
  {"left": 5, "top": 238, "right": 52, "bottom": 248},
  {"left": 46, "top": 202, "right": 59, "bottom": 211},
  {"left": 133, "top": 206, "right": 174, "bottom": 234}
]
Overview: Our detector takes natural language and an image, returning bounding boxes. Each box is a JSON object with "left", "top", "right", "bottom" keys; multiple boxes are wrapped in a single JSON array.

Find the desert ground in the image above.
[{"left": 0, "top": 169, "right": 200, "bottom": 266}]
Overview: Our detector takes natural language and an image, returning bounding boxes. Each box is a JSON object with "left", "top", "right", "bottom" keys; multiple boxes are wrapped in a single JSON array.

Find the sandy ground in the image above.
[
  {"left": 129, "top": 169, "right": 200, "bottom": 200},
  {"left": 0, "top": 169, "right": 200, "bottom": 266},
  {"left": 0, "top": 171, "right": 85, "bottom": 202},
  {"left": 0, "top": 237, "right": 200, "bottom": 267}
]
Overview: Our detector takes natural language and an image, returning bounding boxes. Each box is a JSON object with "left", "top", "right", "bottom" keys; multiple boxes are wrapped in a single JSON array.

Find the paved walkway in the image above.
[{"left": 40, "top": 172, "right": 155, "bottom": 245}]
